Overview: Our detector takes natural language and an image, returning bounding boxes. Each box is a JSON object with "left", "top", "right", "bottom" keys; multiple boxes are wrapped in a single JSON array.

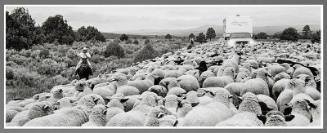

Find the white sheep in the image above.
[
  {"left": 182, "top": 101, "right": 234, "bottom": 126},
  {"left": 82, "top": 105, "right": 107, "bottom": 127},
  {"left": 76, "top": 94, "right": 105, "bottom": 115},
  {"left": 159, "top": 77, "right": 180, "bottom": 90},
  {"left": 159, "top": 115, "right": 178, "bottom": 127},
  {"left": 167, "top": 87, "right": 186, "bottom": 96},
  {"left": 24, "top": 105, "right": 89, "bottom": 127},
  {"left": 6, "top": 109, "right": 18, "bottom": 122},
  {"left": 242, "top": 78, "right": 269, "bottom": 96},
  {"left": 176, "top": 75, "right": 200, "bottom": 92},
  {"left": 285, "top": 99, "right": 315, "bottom": 126},
  {"left": 7, "top": 101, "right": 54, "bottom": 126},
  {"left": 257, "top": 94, "right": 278, "bottom": 115},
  {"left": 272, "top": 78, "right": 290, "bottom": 100},
  {"left": 92, "top": 83, "right": 117, "bottom": 100},
  {"left": 216, "top": 112, "right": 263, "bottom": 127},
  {"left": 148, "top": 85, "right": 168, "bottom": 97}
]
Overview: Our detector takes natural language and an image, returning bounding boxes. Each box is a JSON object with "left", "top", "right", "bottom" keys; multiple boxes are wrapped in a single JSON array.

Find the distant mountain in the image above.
[{"left": 110, "top": 24, "right": 320, "bottom": 37}]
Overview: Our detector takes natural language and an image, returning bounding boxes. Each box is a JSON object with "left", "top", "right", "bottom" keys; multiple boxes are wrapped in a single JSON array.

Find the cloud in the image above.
[{"left": 5, "top": 5, "right": 321, "bottom": 32}]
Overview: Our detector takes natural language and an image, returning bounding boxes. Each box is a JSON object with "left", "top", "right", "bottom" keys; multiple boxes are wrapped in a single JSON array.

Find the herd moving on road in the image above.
[{"left": 6, "top": 40, "right": 321, "bottom": 127}]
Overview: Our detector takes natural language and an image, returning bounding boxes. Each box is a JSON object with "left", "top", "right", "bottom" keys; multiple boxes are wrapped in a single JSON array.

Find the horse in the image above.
[{"left": 75, "top": 63, "right": 93, "bottom": 80}]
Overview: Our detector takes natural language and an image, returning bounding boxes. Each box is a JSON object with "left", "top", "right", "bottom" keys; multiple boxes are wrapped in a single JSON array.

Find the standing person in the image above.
[
  {"left": 187, "top": 38, "right": 195, "bottom": 49},
  {"left": 75, "top": 47, "right": 93, "bottom": 74}
]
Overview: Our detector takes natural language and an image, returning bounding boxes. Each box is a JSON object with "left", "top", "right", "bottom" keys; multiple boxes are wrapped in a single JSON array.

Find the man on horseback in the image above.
[{"left": 74, "top": 47, "right": 93, "bottom": 79}]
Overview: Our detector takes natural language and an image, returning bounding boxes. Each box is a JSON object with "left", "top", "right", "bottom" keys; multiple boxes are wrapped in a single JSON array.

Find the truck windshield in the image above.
[{"left": 230, "top": 33, "right": 251, "bottom": 38}]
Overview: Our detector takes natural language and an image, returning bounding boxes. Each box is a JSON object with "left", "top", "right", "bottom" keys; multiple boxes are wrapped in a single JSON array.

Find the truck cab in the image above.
[{"left": 223, "top": 15, "right": 256, "bottom": 48}]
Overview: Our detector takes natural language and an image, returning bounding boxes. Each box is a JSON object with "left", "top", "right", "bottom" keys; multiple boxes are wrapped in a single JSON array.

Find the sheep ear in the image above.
[
  {"left": 93, "top": 97, "right": 100, "bottom": 104},
  {"left": 173, "top": 120, "right": 179, "bottom": 127},
  {"left": 176, "top": 79, "right": 182, "bottom": 82},
  {"left": 157, "top": 112, "right": 165, "bottom": 118},
  {"left": 43, "top": 105, "right": 50, "bottom": 110},
  {"left": 258, "top": 102, "right": 270, "bottom": 115},
  {"left": 304, "top": 99, "right": 317, "bottom": 109},
  {"left": 191, "top": 102, "right": 199, "bottom": 107},
  {"left": 283, "top": 105, "right": 293, "bottom": 115},
  {"left": 209, "top": 91, "right": 216, "bottom": 96},
  {"left": 120, "top": 98, "right": 129, "bottom": 103},
  {"left": 177, "top": 100, "right": 183, "bottom": 108},
  {"left": 285, "top": 114, "right": 295, "bottom": 121},
  {"left": 257, "top": 114, "right": 266, "bottom": 124},
  {"left": 103, "top": 109, "right": 107, "bottom": 115}
]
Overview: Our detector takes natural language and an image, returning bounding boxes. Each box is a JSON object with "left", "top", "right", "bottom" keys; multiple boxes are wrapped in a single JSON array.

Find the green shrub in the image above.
[
  {"left": 104, "top": 42, "right": 125, "bottom": 58},
  {"left": 133, "top": 40, "right": 139, "bottom": 44},
  {"left": 134, "top": 43, "right": 159, "bottom": 63}
]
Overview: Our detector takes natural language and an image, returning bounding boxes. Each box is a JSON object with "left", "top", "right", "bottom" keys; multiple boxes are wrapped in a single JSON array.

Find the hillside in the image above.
[{"left": 112, "top": 24, "right": 320, "bottom": 36}]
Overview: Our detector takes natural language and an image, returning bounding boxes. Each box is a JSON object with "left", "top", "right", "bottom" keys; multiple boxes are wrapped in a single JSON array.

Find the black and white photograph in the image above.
[{"left": 4, "top": 5, "right": 323, "bottom": 128}]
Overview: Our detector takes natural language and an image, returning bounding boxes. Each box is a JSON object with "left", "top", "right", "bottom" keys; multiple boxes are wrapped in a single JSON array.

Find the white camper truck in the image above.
[{"left": 223, "top": 15, "right": 256, "bottom": 47}]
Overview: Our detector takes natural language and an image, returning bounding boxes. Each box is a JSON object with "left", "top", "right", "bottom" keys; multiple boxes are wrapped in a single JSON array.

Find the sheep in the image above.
[
  {"left": 116, "top": 85, "right": 140, "bottom": 96},
  {"left": 257, "top": 94, "right": 278, "bottom": 115},
  {"left": 293, "top": 66, "right": 314, "bottom": 78},
  {"left": 148, "top": 85, "right": 168, "bottom": 97},
  {"left": 17, "top": 98, "right": 36, "bottom": 108},
  {"left": 182, "top": 101, "right": 234, "bottom": 126},
  {"left": 51, "top": 84, "right": 76, "bottom": 97},
  {"left": 216, "top": 92, "right": 263, "bottom": 127},
  {"left": 144, "top": 106, "right": 173, "bottom": 126},
  {"left": 296, "top": 74, "right": 320, "bottom": 100},
  {"left": 159, "top": 115, "right": 178, "bottom": 127},
  {"left": 53, "top": 97, "right": 76, "bottom": 110},
  {"left": 74, "top": 80, "right": 93, "bottom": 94},
  {"left": 6, "top": 104, "right": 26, "bottom": 112},
  {"left": 273, "top": 72, "right": 291, "bottom": 82},
  {"left": 184, "top": 91, "right": 200, "bottom": 107},
  {"left": 176, "top": 75, "right": 200, "bottom": 92},
  {"left": 24, "top": 105, "right": 89, "bottom": 127},
  {"left": 203, "top": 67, "right": 235, "bottom": 88},
  {"left": 242, "top": 78, "right": 269, "bottom": 96},
  {"left": 285, "top": 99, "right": 316, "bottom": 126},
  {"left": 238, "top": 92, "right": 262, "bottom": 115},
  {"left": 164, "top": 95, "right": 179, "bottom": 114},
  {"left": 92, "top": 83, "right": 117, "bottom": 100},
  {"left": 106, "top": 110, "right": 145, "bottom": 126},
  {"left": 6, "top": 109, "right": 18, "bottom": 122},
  {"left": 272, "top": 78, "right": 290, "bottom": 100},
  {"left": 123, "top": 95, "right": 141, "bottom": 112},
  {"left": 167, "top": 87, "right": 186, "bottom": 96},
  {"left": 82, "top": 105, "right": 107, "bottom": 127},
  {"left": 159, "top": 77, "right": 180, "bottom": 91},
  {"left": 7, "top": 101, "right": 54, "bottom": 126},
  {"left": 107, "top": 106, "right": 171, "bottom": 127},
  {"left": 235, "top": 71, "right": 250, "bottom": 82},
  {"left": 127, "top": 73, "right": 157, "bottom": 93},
  {"left": 181, "top": 88, "right": 235, "bottom": 126},
  {"left": 164, "top": 70, "right": 183, "bottom": 78},
  {"left": 257, "top": 111, "right": 292, "bottom": 126},
  {"left": 268, "top": 64, "right": 285, "bottom": 77},
  {"left": 216, "top": 112, "right": 264, "bottom": 127},
  {"left": 199, "top": 70, "right": 216, "bottom": 87},
  {"left": 151, "top": 69, "right": 165, "bottom": 85},
  {"left": 309, "top": 100, "right": 321, "bottom": 126},
  {"left": 104, "top": 93, "right": 129, "bottom": 122},
  {"left": 48, "top": 87, "right": 64, "bottom": 103},
  {"left": 224, "top": 82, "right": 245, "bottom": 106},
  {"left": 76, "top": 94, "right": 105, "bottom": 115}
]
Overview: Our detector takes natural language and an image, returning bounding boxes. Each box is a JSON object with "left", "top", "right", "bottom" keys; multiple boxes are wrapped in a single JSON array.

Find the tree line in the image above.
[
  {"left": 253, "top": 25, "right": 321, "bottom": 43},
  {"left": 6, "top": 7, "right": 106, "bottom": 51}
]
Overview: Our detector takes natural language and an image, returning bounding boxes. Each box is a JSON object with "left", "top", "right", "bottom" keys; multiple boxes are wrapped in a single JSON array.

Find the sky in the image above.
[{"left": 5, "top": 5, "right": 322, "bottom": 33}]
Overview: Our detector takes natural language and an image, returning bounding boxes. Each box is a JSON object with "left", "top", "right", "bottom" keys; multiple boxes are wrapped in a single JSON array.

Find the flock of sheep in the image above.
[{"left": 6, "top": 40, "right": 322, "bottom": 127}]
